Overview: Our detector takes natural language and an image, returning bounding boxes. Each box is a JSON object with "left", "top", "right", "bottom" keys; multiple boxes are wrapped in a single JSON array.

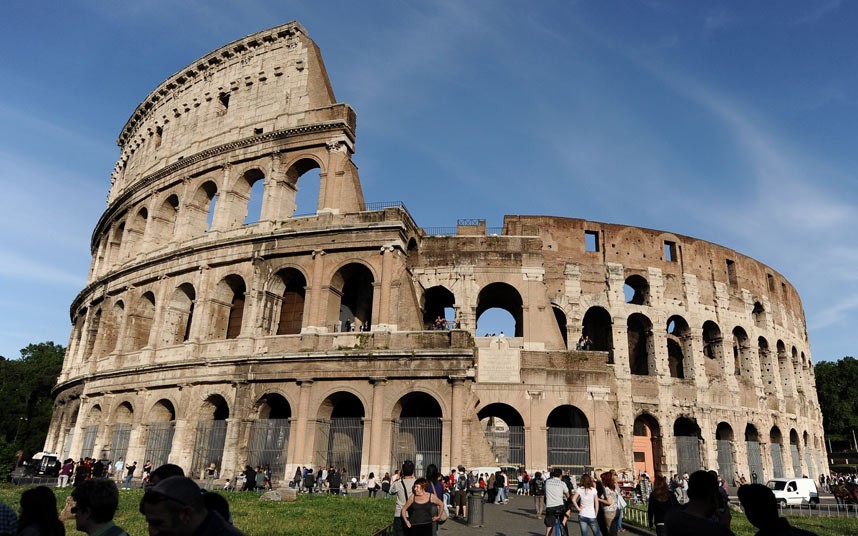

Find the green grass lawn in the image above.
[{"left": 0, "top": 485, "right": 395, "bottom": 536}]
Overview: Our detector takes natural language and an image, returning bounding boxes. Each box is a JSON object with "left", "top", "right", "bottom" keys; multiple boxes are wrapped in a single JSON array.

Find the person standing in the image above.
[
  {"left": 543, "top": 468, "right": 571, "bottom": 536},
  {"left": 531, "top": 471, "right": 546, "bottom": 518},
  {"left": 664, "top": 471, "right": 733, "bottom": 536},
  {"left": 571, "top": 474, "right": 600, "bottom": 536},
  {"left": 122, "top": 461, "right": 136, "bottom": 490},
  {"left": 71, "top": 479, "right": 129, "bottom": 536},
  {"left": 402, "top": 478, "right": 444, "bottom": 536},
  {"left": 367, "top": 472, "right": 379, "bottom": 498},
  {"left": 58, "top": 460, "right": 74, "bottom": 489},
  {"left": 17, "top": 486, "right": 64, "bottom": 536},
  {"left": 647, "top": 476, "right": 678, "bottom": 536},
  {"left": 390, "top": 460, "right": 418, "bottom": 536},
  {"left": 112, "top": 458, "right": 124, "bottom": 484}
]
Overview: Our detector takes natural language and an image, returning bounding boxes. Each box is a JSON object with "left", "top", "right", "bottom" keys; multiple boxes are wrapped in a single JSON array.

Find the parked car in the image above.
[{"left": 766, "top": 477, "right": 819, "bottom": 507}]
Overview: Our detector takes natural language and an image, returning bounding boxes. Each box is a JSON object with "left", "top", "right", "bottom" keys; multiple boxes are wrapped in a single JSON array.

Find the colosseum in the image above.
[{"left": 46, "top": 21, "right": 825, "bottom": 485}]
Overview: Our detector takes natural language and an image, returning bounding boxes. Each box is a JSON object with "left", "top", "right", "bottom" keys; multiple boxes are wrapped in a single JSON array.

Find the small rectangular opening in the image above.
[
  {"left": 664, "top": 241, "right": 677, "bottom": 262},
  {"left": 254, "top": 127, "right": 263, "bottom": 135},
  {"left": 726, "top": 259, "right": 737, "bottom": 286},
  {"left": 218, "top": 92, "right": 230, "bottom": 110},
  {"left": 154, "top": 125, "right": 163, "bottom": 148},
  {"left": 585, "top": 231, "right": 599, "bottom": 252},
  {"left": 767, "top": 273, "right": 775, "bottom": 292},
  {"left": 781, "top": 282, "right": 788, "bottom": 301}
]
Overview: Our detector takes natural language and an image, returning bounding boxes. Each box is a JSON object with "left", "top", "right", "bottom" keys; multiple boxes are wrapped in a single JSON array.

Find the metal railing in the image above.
[{"left": 364, "top": 201, "right": 409, "bottom": 212}]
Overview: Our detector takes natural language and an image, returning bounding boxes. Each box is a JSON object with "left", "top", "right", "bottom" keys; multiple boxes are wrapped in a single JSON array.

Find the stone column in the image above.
[
  {"left": 367, "top": 378, "right": 387, "bottom": 476},
  {"left": 527, "top": 389, "right": 547, "bottom": 470},
  {"left": 449, "top": 377, "right": 466, "bottom": 467},
  {"left": 220, "top": 418, "right": 241, "bottom": 479},
  {"left": 376, "top": 245, "right": 396, "bottom": 331},
  {"left": 304, "top": 251, "right": 327, "bottom": 332},
  {"left": 291, "top": 380, "right": 315, "bottom": 466}
]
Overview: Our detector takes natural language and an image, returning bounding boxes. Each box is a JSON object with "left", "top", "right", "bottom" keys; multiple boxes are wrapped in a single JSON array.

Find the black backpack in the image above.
[
  {"left": 456, "top": 474, "right": 469, "bottom": 491},
  {"left": 532, "top": 476, "right": 545, "bottom": 496}
]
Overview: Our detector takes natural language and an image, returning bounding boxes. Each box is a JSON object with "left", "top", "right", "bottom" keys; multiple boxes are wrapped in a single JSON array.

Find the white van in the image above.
[{"left": 766, "top": 478, "right": 819, "bottom": 507}]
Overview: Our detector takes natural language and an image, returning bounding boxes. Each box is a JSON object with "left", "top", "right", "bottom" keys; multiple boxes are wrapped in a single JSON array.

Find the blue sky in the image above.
[{"left": 1, "top": 1, "right": 856, "bottom": 363}]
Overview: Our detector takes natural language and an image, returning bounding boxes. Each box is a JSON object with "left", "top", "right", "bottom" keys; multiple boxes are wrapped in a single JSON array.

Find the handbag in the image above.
[{"left": 434, "top": 501, "right": 448, "bottom": 523}]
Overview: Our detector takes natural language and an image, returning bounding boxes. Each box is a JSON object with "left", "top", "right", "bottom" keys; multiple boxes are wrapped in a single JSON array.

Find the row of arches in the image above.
[{"left": 95, "top": 160, "right": 324, "bottom": 277}]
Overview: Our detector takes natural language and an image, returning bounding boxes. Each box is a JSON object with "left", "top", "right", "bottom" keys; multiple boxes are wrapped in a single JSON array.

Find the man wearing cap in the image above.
[
  {"left": 140, "top": 476, "right": 244, "bottom": 535},
  {"left": 71, "top": 479, "right": 129, "bottom": 536}
]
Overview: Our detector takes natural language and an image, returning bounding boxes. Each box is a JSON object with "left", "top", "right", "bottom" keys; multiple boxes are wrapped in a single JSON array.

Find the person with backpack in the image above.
[
  {"left": 532, "top": 471, "right": 546, "bottom": 517},
  {"left": 452, "top": 466, "right": 469, "bottom": 520}
]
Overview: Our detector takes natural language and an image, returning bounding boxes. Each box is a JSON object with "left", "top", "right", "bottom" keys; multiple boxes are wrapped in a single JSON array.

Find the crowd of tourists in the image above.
[{"left": 0, "top": 462, "right": 244, "bottom": 536}]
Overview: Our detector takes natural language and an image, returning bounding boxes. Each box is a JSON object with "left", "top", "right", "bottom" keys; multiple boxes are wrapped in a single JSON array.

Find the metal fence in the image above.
[
  {"left": 483, "top": 425, "right": 525, "bottom": 467},
  {"left": 675, "top": 436, "right": 701, "bottom": 475},
  {"left": 716, "top": 440, "right": 735, "bottom": 482},
  {"left": 771, "top": 443, "right": 785, "bottom": 478},
  {"left": 62, "top": 429, "right": 74, "bottom": 461},
  {"left": 547, "top": 427, "right": 590, "bottom": 470},
  {"left": 248, "top": 418, "right": 290, "bottom": 477},
  {"left": 790, "top": 444, "right": 802, "bottom": 477},
  {"left": 747, "top": 440, "right": 765, "bottom": 481},
  {"left": 391, "top": 417, "right": 442, "bottom": 477},
  {"left": 81, "top": 425, "right": 98, "bottom": 459},
  {"left": 110, "top": 423, "right": 131, "bottom": 462},
  {"left": 316, "top": 418, "right": 364, "bottom": 477},
  {"left": 145, "top": 422, "right": 175, "bottom": 469},
  {"left": 364, "top": 201, "right": 409, "bottom": 212},
  {"left": 191, "top": 420, "right": 227, "bottom": 478}
]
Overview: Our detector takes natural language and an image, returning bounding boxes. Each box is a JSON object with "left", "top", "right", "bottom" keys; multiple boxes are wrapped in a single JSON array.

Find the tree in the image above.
[{"left": 815, "top": 356, "right": 858, "bottom": 446}]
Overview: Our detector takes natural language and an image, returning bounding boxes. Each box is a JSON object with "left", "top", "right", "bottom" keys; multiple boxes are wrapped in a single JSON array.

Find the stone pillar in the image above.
[
  {"left": 449, "top": 377, "right": 466, "bottom": 467},
  {"left": 67, "top": 396, "right": 90, "bottom": 460},
  {"left": 527, "top": 389, "right": 547, "bottom": 470},
  {"left": 304, "top": 251, "right": 327, "bottom": 332},
  {"left": 367, "top": 378, "right": 387, "bottom": 476},
  {"left": 292, "top": 380, "right": 315, "bottom": 466},
  {"left": 376, "top": 245, "right": 396, "bottom": 331},
  {"left": 220, "top": 418, "right": 241, "bottom": 479}
]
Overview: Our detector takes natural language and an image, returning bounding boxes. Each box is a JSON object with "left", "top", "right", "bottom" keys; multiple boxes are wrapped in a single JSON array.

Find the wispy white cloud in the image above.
[
  {"left": 790, "top": 0, "right": 842, "bottom": 26},
  {"left": 0, "top": 249, "right": 85, "bottom": 287}
]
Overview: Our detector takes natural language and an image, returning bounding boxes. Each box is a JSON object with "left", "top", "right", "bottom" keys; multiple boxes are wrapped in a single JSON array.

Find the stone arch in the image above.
[
  {"left": 732, "top": 326, "right": 751, "bottom": 378},
  {"left": 161, "top": 283, "right": 196, "bottom": 346},
  {"left": 188, "top": 179, "right": 218, "bottom": 235},
  {"left": 745, "top": 423, "right": 765, "bottom": 481},
  {"left": 128, "top": 292, "right": 156, "bottom": 350},
  {"left": 476, "top": 282, "right": 524, "bottom": 337},
  {"left": 422, "top": 285, "right": 455, "bottom": 330},
  {"left": 328, "top": 262, "right": 375, "bottom": 332},
  {"left": 791, "top": 346, "right": 803, "bottom": 393},
  {"left": 477, "top": 403, "right": 526, "bottom": 469},
  {"left": 249, "top": 393, "right": 292, "bottom": 475},
  {"left": 392, "top": 392, "right": 443, "bottom": 475},
  {"left": 145, "top": 398, "right": 176, "bottom": 468},
  {"left": 752, "top": 301, "right": 766, "bottom": 329},
  {"left": 666, "top": 315, "right": 691, "bottom": 379},
  {"left": 210, "top": 275, "right": 246, "bottom": 340},
  {"left": 285, "top": 156, "right": 323, "bottom": 217},
  {"left": 715, "top": 422, "right": 736, "bottom": 483},
  {"left": 777, "top": 340, "right": 794, "bottom": 396},
  {"left": 191, "top": 394, "right": 230, "bottom": 477},
  {"left": 123, "top": 207, "right": 148, "bottom": 258},
  {"left": 546, "top": 405, "right": 590, "bottom": 471},
  {"left": 770, "top": 426, "right": 785, "bottom": 478},
  {"left": 758, "top": 337, "right": 776, "bottom": 396},
  {"left": 107, "top": 221, "right": 125, "bottom": 267},
  {"left": 268, "top": 268, "right": 307, "bottom": 335},
  {"left": 151, "top": 193, "right": 180, "bottom": 247},
  {"left": 109, "top": 401, "right": 134, "bottom": 461},
  {"left": 552, "top": 305, "right": 568, "bottom": 349},
  {"left": 703, "top": 321, "right": 724, "bottom": 379},
  {"left": 316, "top": 391, "right": 365, "bottom": 477},
  {"left": 789, "top": 428, "right": 802, "bottom": 477},
  {"left": 627, "top": 313, "right": 654, "bottom": 376},
  {"left": 624, "top": 274, "right": 650, "bottom": 305},
  {"left": 81, "top": 404, "right": 103, "bottom": 458},
  {"left": 674, "top": 416, "right": 703, "bottom": 474},
  {"left": 101, "top": 300, "right": 124, "bottom": 355},
  {"left": 83, "top": 308, "right": 102, "bottom": 361},
  {"left": 582, "top": 306, "right": 613, "bottom": 355},
  {"left": 633, "top": 413, "right": 663, "bottom": 476},
  {"left": 232, "top": 167, "right": 266, "bottom": 226}
]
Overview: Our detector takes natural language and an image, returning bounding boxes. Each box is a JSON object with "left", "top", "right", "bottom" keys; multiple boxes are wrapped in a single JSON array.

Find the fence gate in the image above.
[
  {"left": 675, "top": 436, "right": 701, "bottom": 475},
  {"left": 391, "top": 417, "right": 442, "bottom": 476},
  {"left": 716, "top": 440, "right": 735, "bottom": 482},
  {"left": 790, "top": 444, "right": 802, "bottom": 477},
  {"left": 248, "top": 418, "right": 290, "bottom": 477},
  {"left": 547, "top": 427, "right": 590, "bottom": 474},
  {"left": 110, "top": 423, "right": 132, "bottom": 462},
  {"left": 746, "top": 440, "right": 765, "bottom": 481},
  {"left": 315, "top": 418, "right": 363, "bottom": 477},
  {"left": 483, "top": 425, "right": 525, "bottom": 468},
  {"left": 770, "top": 443, "right": 785, "bottom": 478},
  {"left": 81, "top": 425, "right": 98, "bottom": 459},
  {"left": 191, "top": 420, "right": 227, "bottom": 478},
  {"left": 145, "top": 422, "right": 175, "bottom": 468}
]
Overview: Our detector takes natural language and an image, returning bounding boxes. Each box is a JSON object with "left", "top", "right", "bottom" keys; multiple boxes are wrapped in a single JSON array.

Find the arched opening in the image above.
[
  {"left": 627, "top": 313, "right": 653, "bottom": 376},
  {"left": 392, "top": 393, "right": 443, "bottom": 476},
  {"left": 789, "top": 429, "right": 802, "bottom": 477},
  {"left": 129, "top": 292, "right": 156, "bottom": 350},
  {"left": 759, "top": 337, "right": 776, "bottom": 396},
  {"left": 274, "top": 269, "right": 307, "bottom": 335},
  {"left": 546, "top": 405, "right": 590, "bottom": 473},
  {"left": 191, "top": 395, "right": 229, "bottom": 477},
  {"left": 552, "top": 306, "right": 568, "bottom": 349},
  {"left": 476, "top": 282, "right": 523, "bottom": 337},
  {"left": 792, "top": 347, "right": 803, "bottom": 393},
  {"left": 422, "top": 285, "right": 456, "bottom": 330},
  {"left": 316, "top": 392, "right": 365, "bottom": 477},
  {"left": 702, "top": 321, "right": 724, "bottom": 379},
  {"left": 633, "top": 414, "right": 663, "bottom": 477},
  {"left": 752, "top": 302, "right": 766, "bottom": 329},
  {"left": 81, "top": 405, "right": 102, "bottom": 459},
  {"left": 189, "top": 180, "right": 217, "bottom": 235},
  {"left": 777, "top": 341, "right": 794, "bottom": 397},
  {"left": 715, "top": 422, "right": 736, "bottom": 484},
  {"left": 123, "top": 208, "right": 147, "bottom": 258},
  {"left": 674, "top": 417, "right": 702, "bottom": 474},
  {"left": 770, "top": 426, "right": 785, "bottom": 478},
  {"left": 477, "top": 403, "right": 525, "bottom": 469},
  {"left": 107, "top": 222, "right": 125, "bottom": 267},
  {"left": 582, "top": 306, "right": 613, "bottom": 356},
  {"left": 211, "top": 275, "right": 246, "bottom": 339},
  {"left": 666, "top": 315, "right": 691, "bottom": 379},
  {"left": 101, "top": 301, "right": 124, "bottom": 355},
  {"left": 249, "top": 394, "right": 292, "bottom": 477},
  {"left": 152, "top": 194, "right": 179, "bottom": 246},
  {"left": 329, "top": 264, "right": 374, "bottom": 332},
  {"left": 241, "top": 169, "right": 266, "bottom": 225},
  {"left": 286, "top": 158, "right": 322, "bottom": 217},
  {"left": 83, "top": 308, "right": 102, "bottom": 361},
  {"left": 162, "top": 283, "right": 195, "bottom": 346},
  {"left": 145, "top": 400, "right": 176, "bottom": 468},
  {"left": 732, "top": 327, "right": 751, "bottom": 378},
  {"left": 109, "top": 402, "right": 133, "bottom": 462},
  {"left": 624, "top": 274, "right": 649, "bottom": 305},
  {"left": 745, "top": 424, "right": 765, "bottom": 482}
]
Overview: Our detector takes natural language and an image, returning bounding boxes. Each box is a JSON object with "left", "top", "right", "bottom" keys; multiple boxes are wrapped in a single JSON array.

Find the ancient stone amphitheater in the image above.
[{"left": 46, "top": 22, "right": 824, "bottom": 484}]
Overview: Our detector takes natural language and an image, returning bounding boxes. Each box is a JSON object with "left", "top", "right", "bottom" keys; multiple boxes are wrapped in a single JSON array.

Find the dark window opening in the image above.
[
  {"left": 664, "top": 241, "right": 677, "bottom": 262},
  {"left": 477, "top": 282, "right": 524, "bottom": 337},
  {"left": 254, "top": 127, "right": 263, "bottom": 135},
  {"left": 627, "top": 313, "right": 653, "bottom": 376},
  {"left": 155, "top": 126, "right": 163, "bottom": 148},
  {"left": 624, "top": 274, "right": 649, "bottom": 305},
  {"left": 218, "top": 92, "right": 230, "bottom": 111},
  {"left": 726, "top": 259, "right": 737, "bottom": 286},
  {"left": 585, "top": 231, "right": 599, "bottom": 252},
  {"left": 767, "top": 273, "right": 775, "bottom": 292}
]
